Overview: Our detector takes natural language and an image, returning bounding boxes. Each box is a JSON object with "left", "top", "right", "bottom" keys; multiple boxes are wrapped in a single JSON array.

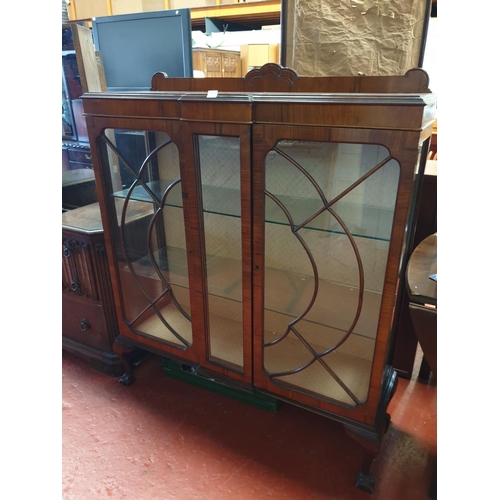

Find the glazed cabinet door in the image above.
[
  {"left": 92, "top": 122, "right": 203, "bottom": 365},
  {"left": 252, "top": 125, "right": 416, "bottom": 423},
  {"left": 90, "top": 118, "right": 253, "bottom": 383},
  {"left": 181, "top": 123, "right": 253, "bottom": 383}
]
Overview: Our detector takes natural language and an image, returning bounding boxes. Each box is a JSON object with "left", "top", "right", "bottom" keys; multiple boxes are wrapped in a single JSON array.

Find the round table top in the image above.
[{"left": 406, "top": 233, "right": 437, "bottom": 307}]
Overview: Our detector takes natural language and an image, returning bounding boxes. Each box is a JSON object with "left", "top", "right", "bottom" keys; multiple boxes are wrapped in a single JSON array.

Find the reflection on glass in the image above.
[
  {"left": 99, "top": 129, "right": 193, "bottom": 348},
  {"left": 198, "top": 135, "right": 244, "bottom": 370},
  {"left": 263, "top": 141, "right": 399, "bottom": 407},
  {"left": 62, "top": 73, "right": 74, "bottom": 138}
]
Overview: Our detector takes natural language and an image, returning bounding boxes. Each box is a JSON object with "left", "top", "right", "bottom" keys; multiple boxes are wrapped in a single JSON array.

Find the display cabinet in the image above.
[{"left": 82, "top": 64, "right": 436, "bottom": 492}]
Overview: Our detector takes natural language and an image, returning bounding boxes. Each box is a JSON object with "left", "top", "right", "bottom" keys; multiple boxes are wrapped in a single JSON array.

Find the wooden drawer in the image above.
[
  {"left": 69, "top": 161, "right": 93, "bottom": 170},
  {"left": 62, "top": 296, "right": 110, "bottom": 351}
]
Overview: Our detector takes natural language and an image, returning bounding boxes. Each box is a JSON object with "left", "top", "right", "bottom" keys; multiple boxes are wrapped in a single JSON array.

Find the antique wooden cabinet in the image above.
[
  {"left": 62, "top": 203, "right": 122, "bottom": 374},
  {"left": 82, "top": 64, "right": 436, "bottom": 492},
  {"left": 62, "top": 201, "right": 151, "bottom": 372},
  {"left": 192, "top": 48, "right": 241, "bottom": 78}
]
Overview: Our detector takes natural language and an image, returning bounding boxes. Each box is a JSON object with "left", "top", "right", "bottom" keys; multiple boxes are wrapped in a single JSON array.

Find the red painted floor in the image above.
[{"left": 62, "top": 351, "right": 436, "bottom": 500}]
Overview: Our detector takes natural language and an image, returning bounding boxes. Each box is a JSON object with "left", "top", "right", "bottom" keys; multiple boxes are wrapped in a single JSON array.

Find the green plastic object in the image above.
[{"left": 161, "top": 358, "right": 280, "bottom": 413}]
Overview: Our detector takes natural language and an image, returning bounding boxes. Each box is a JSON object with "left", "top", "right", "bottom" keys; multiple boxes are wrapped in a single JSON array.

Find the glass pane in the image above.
[
  {"left": 62, "top": 73, "right": 74, "bottom": 139},
  {"left": 263, "top": 141, "right": 399, "bottom": 407},
  {"left": 98, "top": 129, "right": 192, "bottom": 349},
  {"left": 198, "top": 135, "right": 243, "bottom": 370}
]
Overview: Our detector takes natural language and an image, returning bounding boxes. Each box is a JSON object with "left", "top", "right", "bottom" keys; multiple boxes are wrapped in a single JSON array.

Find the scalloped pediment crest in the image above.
[{"left": 245, "top": 63, "right": 299, "bottom": 88}]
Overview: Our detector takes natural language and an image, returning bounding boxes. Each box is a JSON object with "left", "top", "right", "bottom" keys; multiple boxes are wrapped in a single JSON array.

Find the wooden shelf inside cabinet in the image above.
[{"left": 82, "top": 64, "right": 436, "bottom": 493}]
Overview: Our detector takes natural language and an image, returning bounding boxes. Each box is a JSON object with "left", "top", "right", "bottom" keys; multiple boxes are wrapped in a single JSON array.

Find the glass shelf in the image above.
[
  {"left": 124, "top": 245, "right": 242, "bottom": 303},
  {"left": 124, "top": 243, "right": 378, "bottom": 343},
  {"left": 112, "top": 180, "right": 394, "bottom": 241}
]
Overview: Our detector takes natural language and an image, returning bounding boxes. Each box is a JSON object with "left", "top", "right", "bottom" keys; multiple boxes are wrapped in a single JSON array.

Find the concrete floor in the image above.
[{"left": 62, "top": 350, "right": 436, "bottom": 500}]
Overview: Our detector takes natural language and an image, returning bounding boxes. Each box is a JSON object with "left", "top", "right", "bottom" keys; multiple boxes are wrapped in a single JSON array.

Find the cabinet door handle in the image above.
[
  {"left": 80, "top": 319, "right": 91, "bottom": 332},
  {"left": 70, "top": 279, "right": 80, "bottom": 292}
]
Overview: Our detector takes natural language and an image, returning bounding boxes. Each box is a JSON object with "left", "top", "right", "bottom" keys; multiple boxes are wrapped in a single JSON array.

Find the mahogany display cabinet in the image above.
[{"left": 82, "top": 64, "right": 436, "bottom": 492}]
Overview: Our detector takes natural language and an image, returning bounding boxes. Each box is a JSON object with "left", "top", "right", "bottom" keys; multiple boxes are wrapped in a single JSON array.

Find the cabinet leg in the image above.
[
  {"left": 344, "top": 424, "right": 381, "bottom": 493},
  {"left": 343, "top": 368, "right": 397, "bottom": 493},
  {"left": 357, "top": 451, "right": 377, "bottom": 493},
  {"left": 113, "top": 336, "right": 137, "bottom": 386}
]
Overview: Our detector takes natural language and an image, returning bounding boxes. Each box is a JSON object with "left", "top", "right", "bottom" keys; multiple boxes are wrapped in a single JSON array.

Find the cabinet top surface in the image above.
[
  {"left": 81, "top": 65, "right": 436, "bottom": 131},
  {"left": 62, "top": 202, "right": 104, "bottom": 234},
  {"left": 82, "top": 90, "right": 436, "bottom": 106},
  {"left": 193, "top": 47, "right": 240, "bottom": 54},
  {"left": 62, "top": 199, "right": 154, "bottom": 234},
  {"left": 82, "top": 90, "right": 436, "bottom": 133}
]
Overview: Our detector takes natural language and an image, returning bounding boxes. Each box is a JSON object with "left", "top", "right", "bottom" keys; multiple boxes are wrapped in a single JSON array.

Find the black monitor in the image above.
[{"left": 92, "top": 9, "right": 193, "bottom": 91}]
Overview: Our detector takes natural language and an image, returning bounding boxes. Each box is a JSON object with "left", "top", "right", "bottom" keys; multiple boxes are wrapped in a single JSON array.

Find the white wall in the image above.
[
  {"left": 422, "top": 17, "right": 438, "bottom": 97},
  {"left": 192, "top": 28, "right": 281, "bottom": 52}
]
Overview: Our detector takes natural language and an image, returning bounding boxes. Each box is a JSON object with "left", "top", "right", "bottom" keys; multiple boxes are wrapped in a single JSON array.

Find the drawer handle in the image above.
[
  {"left": 70, "top": 279, "right": 80, "bottom": 292},
  {"left": 85, "top": 154, "right": 91, "bottom": 160},
  {"left": 80, "top": 319, "right": 91, "bottom": 332},
  {"left": 63, "top": 242, "right": 73, "bottom": 258}
]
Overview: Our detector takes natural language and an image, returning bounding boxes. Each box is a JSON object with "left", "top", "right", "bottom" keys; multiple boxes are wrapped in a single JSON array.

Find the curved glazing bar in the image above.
[
  {"left": 147, "top": 179, "right": 191, "bottom": 323},
  {"left": 99, "top": 129, "right": 193, "bottom": 348},
  {"left": 263, "top": 141, "right": 399, "bottom": 406}
]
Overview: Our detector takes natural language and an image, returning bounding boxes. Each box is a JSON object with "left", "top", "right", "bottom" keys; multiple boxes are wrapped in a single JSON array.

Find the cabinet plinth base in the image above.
[
  {"left": 161, "top": 357, "right": 281, "bottom": 412},
  {"left": 62, "top": 335, "right": 123, "bottom": 376}
]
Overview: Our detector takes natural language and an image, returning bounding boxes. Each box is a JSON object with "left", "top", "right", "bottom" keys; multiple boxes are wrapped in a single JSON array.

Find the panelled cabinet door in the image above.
[{"left": 251, "top": 125, "right": 411, "bottom": 423}]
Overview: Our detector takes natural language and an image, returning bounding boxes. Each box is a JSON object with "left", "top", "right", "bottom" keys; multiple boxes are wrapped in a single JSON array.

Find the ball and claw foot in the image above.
[
  {"left": 119, "top": 372, "right": 135, "bottom": 387},
  {"left": 356, "top": 471, "right": 375, "bottom": 493}
]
